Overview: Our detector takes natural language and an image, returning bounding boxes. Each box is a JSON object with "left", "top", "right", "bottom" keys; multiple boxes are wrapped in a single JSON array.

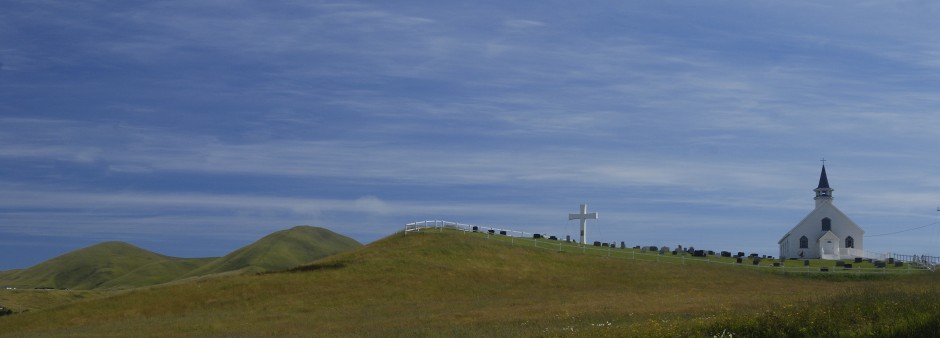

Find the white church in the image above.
[{"left": 778, "top": 165, "right": 865, "bottom": 260}]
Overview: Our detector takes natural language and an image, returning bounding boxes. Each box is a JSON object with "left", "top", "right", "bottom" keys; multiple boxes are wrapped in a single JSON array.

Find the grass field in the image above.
[{"left": 1, "top": 228, "right": 937, "bottom": 337}]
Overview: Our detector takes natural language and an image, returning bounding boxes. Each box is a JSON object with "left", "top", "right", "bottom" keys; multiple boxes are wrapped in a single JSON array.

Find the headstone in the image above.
[
  {"left": 737, "top": 252, "right": 745, "bottom": 257},
  {"left": 566, "top": 235, "right": 571, "bottom": 242},
  {"left": 633, "top": 245, "right": 641, "bottom": 249},
  {"left": 804, "top": 260, "right": 810, "bottom": 266},
  {"left": 875, "top": 261, "right": 886, "bottom": 268},
  {"left": 752, "top": 258, "right": 761, "bottom": 265},
  {"left": 888, "top": 258, "right": 895, "bottom": 264},
  {"left": 895, "top": 261, "right": 904, "bottom": 267},
  {"left": 736, "top": 257, "right": 743, "bottom": 263},
  {"left": 620, "top": 241, "right": 626, "bottom": 249},
  {"left": 865, "top": 258, "right": 873, "bottom": 263},
  {"left": 854, "top": 257, "right": 863, "bottom": 263},
  {"left": 659, "top": 246, "right": 670, "bottom": 254},
  {"left": 649, "top": 246, "right": 658, "bottom": 252},
  {"left": 533, "top": 233, "right": 541, "bottom": 239},
  {"left": 773, "top": 262, "right": 780, "bottom": 267},
  {"left": 602, "top": 243, "right": 609, "bottom": 247},
  {"left": 720, "top": 251, "right": 732, "bottom": 257},
  {"left": 548, "top": 236, "right": 557, "bottom": 240},
  {"left": 499, "top": 231, "right": 507, "bottom": 236},
  {"left": 708, "top": 250, "right": 716, "bottom": 256},
  {"left": 594, "top": 241, "right": 601, "bottom": 247},
  {"left": 749, "top": 253, "right": 759, "bottom": 258},
  {"left": 672, "top": 250, "right": 677, "bottom": 255},
  {"left": 835, "top": 261, "right": 844, "bottom": 267},
  {"left": 488, "top": 229, "right": 495, "bottom": 235},
  {"left": 820, "top": 267, "right": 829, "bottom": 272},
  {"left": 843, "top": 263, "right": 853, "bottom": 269},
  {"left": 472, "top": 226, "right": 479, "bottom": 232},
  {"left": 693, "top": 250, "right": 706, "bottom": 257}
]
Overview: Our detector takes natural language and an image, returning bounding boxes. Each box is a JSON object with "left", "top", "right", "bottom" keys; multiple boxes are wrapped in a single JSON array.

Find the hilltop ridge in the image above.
[{"left": 0, "top": 226, "right": 360, "bottom": 290}]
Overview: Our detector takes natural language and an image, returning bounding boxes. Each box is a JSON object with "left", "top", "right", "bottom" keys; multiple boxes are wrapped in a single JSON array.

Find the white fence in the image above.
[{"left": 404, "top": 220, "right": 936, "bottom": 274}]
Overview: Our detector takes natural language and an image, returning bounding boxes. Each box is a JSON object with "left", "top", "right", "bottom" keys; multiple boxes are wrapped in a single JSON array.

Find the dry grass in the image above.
[{"left": 0, "top": 229, "right": 934, "bottom": 337}]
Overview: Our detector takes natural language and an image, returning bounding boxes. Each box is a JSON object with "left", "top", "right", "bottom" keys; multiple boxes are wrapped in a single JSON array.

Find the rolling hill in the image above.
[
  {"left": 0, "top": 226, "right": 360, "bottom": 290},
  {"left": 0, "top": 242, "right": 212, "bottom": 290},
  {"left": 2, "top": 229, "right": 936, "bottom": 336},
  {"left": 181, "top": 225, "right": 362, "bottom": 277}
]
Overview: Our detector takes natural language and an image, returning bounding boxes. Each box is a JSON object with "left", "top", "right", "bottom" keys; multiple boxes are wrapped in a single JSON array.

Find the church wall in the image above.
[{"left": 780, "top": 203, "right": 864, "bottom": 260}]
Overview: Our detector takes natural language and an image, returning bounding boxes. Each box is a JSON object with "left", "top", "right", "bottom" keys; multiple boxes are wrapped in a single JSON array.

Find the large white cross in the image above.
[{"left": 568, "top": 203, "right": 598, "bottom": 245}]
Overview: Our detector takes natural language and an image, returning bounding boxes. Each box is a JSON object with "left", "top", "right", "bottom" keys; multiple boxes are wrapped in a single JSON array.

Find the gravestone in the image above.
[
  {"left": 895, "top": 261, "right": 904, "bottom": 267},
  {"left": 773, "top": 262, "right": 780, "bottom": 267},
  {"left": 708, "top": 250, "right": 716, "bottom": 256},
  {"left": 804, "top": 260, "right": 810, "bottom": 266},
  {"left": 548, "top": 236, "right": 557, "bottom": 240},
  {"left": 737, "top": 252, "right": 745, "bottom": 257},
  {"left": 602, "top": 243, "right": 609, "bottom": 247},
  {"left": 875, "top": 261, "right": 886, "bottom": 268},
  {"left": 488, "top": 230, "right": 495, "bottom": 235},
  {"left": 633, "top": 245, "right": 641, "bottom": 249},
  {"left": 620, "top": 241, "right": 626, "bottom": 249},
  {"left": 844, "top": 263, "right": 853, "bottom": 269},
  {"left": 888, "top": 258, "right": 895, "bottom": 264},
  {"left": 820, "top": 267, "right": 829, "bottom": 272},
  {"left": 672, "top": 250, "right": 677, "bottom": 255},
  {"left": 500, "top": 230, "right": 507, "bottom": 236},
  {"left": 659, "top": 246, "right": 670, "bottom": 254},
  {"left": 566, "top": 235, "right": 571, "bottom": 242},
  {"left": 835, "top": 261, "right": 844, "bottom": 267},
  {"left": 854, "top": 257, "right": 863, "bottom": 263},
  {"left": 752, "top": 258, "right": 761, "bottom": 265},
  {"left": 720, "top": 251, "right": 732, "bottom": 258},
  {"left": 472, "top": 226, "right": 479, "bottom": 232},
  {"left": 649, "top": 246, "right": 658, "bottom": 252},
  {"left": 594, "top": 241, "right": 601, "bottom": 247},
  {"left": 693, "top": 250, "right": 706, "bottom": 257},
  {"left": 533, "top": 233, "right": 541, "bottom": 239},
  {"left": 736, "top": 257, "right": 743, "bottom": 263}
]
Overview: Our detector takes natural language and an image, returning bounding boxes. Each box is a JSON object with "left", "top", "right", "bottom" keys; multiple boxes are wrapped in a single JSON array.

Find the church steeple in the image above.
[{"left": 814, "top": 165, "right": 833, "bottom": 206}]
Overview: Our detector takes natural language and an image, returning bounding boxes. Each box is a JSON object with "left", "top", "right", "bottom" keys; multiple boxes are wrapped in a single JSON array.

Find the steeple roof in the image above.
[{"left": 817, "top": 165, "right": 830, "bottom": 189}]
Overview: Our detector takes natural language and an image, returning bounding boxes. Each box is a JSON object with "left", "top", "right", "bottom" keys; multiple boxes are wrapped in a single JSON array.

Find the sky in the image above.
[{"left": 2, "top": 1, "right": 940, "bottom": 270}]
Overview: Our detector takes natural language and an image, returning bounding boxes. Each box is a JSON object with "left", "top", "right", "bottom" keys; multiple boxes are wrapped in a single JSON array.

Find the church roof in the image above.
[{"left": 817, "top": 165, "right": 830, "bottom": 189}]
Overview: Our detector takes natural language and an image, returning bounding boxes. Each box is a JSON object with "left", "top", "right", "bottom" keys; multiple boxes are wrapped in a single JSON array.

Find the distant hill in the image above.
[
  {"left": 0, "top": 242, "right": 211, "bottom": 290},
  {"left": 0, "top": 226, "right": 360, "bottom": 290},
  {"left": 182, "top": 226, "right": 362, "bottom": 277}
]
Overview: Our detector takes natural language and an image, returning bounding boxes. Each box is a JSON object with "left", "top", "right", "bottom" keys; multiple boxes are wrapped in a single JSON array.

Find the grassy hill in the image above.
[
  {"left": 1, "top": 229, "right": 937, "bottom": 336},
  {"left": 181, "top": 225, "right": 362, "bottom": 277},
  {"left": 0, "top": 242, "right": 209, "bottom": 290}
]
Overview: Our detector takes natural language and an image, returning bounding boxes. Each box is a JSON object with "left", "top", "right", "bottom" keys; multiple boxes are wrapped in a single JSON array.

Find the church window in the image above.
[
  {"left": 846, "top": 236, "right": 854, "bottom": 248},
  {"left": 799, "top": 236, "right": 808, "bottom": 249},
  {"left": 821, "top": 218, "right": 831, "bottom": 231}
]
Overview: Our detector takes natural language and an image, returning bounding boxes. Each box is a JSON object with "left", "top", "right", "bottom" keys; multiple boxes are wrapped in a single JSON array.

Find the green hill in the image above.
[
  {"left": 2, "top": 229, "right": 936, "bottom": 336},
  {"left": 181, "top": 225, "right": 361, "bottom": 277},
  {"left": 0, "top": 242, "right": 208, "bottom": 290}
]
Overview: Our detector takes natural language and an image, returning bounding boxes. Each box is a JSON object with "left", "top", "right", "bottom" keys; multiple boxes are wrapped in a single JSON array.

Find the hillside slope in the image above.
[
  {"left": 0, "top": 242, "right": 206, "bottom": 290},
  {"left": 4, "top": 229, "right": 933, "bottom": 337},
  {"left": 182, "top": 225, "right": 361, "bottom": 277}
]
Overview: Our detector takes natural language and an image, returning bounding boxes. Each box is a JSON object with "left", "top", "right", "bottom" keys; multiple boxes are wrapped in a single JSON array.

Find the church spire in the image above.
[
  {"left": 817, "top": 165, "right": 830, "bottom": 189},
  {"left": 814, "top": 164, "right": 833, "bottom": 206}
]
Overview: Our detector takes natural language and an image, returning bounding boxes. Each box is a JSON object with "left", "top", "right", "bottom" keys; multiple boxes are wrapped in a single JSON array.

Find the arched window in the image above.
[
  {"left": 799, "top": 236, "right": 808, "bottom": 249},
  {"left": 845, "top": 236, "right": 854, "bottom": 248},
  {"left": 821, "top": 218, "right": 831, "bottom": 231}
]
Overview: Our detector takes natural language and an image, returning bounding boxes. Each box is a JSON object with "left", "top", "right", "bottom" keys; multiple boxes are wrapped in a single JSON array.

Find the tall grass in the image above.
[{"left": 0, "top": 230, "right": 936, "bottom": 337}]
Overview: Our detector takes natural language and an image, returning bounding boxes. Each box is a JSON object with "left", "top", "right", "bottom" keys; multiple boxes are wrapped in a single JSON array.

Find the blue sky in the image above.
[{"left": 2, "top": 1, "right": 940, "bottom": 270}]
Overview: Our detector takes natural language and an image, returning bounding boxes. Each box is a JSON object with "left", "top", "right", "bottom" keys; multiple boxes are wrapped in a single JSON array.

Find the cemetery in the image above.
[{"left": 404, "top": 220, "right": 935, "bottom": 274}]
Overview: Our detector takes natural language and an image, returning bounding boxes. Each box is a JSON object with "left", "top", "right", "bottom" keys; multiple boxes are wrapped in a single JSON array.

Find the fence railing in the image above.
[{"left": 404, "top": 220, "right": 935, "bottom": 274}]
